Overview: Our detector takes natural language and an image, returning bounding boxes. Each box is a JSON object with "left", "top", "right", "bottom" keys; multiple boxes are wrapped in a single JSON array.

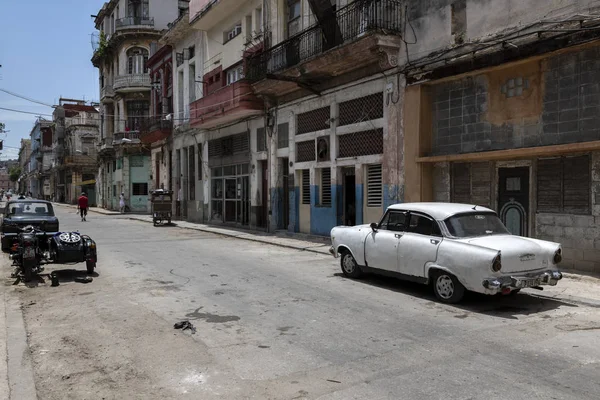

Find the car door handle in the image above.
[
  {"left": 430, "top": 239, "right": 440, "bottom": 245},
  {"left": 395, "top": 233, "right": 403, "bottom": 238}
]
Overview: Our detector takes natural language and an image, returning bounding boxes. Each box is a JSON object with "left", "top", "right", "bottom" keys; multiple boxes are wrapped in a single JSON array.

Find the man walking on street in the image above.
[{"left": 78, "top": 192, "right": 89, "bottom": 222}]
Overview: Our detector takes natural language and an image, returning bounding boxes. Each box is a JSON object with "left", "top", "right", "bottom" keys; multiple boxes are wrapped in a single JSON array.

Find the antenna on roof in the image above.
[{"left": 472, "top": 205, "right": 477, "bottom": 210}]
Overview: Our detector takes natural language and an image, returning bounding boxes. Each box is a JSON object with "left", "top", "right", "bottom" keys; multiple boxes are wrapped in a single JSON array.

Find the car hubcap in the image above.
[
  {"left": 343, "top": 254, "right": 355, "bottom": 274},
  {"left": 436, "top": 275, "right": 454, "bottom": 299}
]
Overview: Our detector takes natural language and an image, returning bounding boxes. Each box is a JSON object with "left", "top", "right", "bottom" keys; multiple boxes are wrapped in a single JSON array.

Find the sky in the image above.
[{"left": 0, "top": 0, "right": 106, "bottom": 160}]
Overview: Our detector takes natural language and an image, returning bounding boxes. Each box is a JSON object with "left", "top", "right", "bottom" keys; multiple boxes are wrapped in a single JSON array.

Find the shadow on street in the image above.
[{"left": 333, "top": 272, "right": 578, "bottom": 319}]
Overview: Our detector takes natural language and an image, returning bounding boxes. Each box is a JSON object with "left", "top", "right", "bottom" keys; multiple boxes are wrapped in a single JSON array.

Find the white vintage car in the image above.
[{"left": 329, "top": 203, "right": 563, "bottom": 303}]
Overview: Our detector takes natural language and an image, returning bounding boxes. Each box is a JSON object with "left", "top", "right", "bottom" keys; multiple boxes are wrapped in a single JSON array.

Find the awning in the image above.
[{"left": 78, "top": 179, "right": 96, "bottom": 186}]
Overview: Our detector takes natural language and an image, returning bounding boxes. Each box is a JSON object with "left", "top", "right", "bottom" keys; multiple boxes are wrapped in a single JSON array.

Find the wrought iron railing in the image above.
[
  {"left": 140, "top": 116, "right": 173, "bottom": 133},
  {"left": 113, "top": 131, "right": 141, "bottom": 142},
  {"left": 246, "top": 0, "right": 403, "bottom": 81},
  {"left": 116, "top": 17, "right": 155, "bottom": 29}
]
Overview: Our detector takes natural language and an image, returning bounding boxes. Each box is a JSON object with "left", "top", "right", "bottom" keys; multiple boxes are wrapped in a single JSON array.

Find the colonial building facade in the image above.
[{"left": 91, "top": 0, "right": 181, "bottom": 211}]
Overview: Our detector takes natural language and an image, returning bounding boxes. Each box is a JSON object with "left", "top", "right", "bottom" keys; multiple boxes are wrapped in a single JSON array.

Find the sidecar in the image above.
[{"left": 48, "top": 232, "right": 97, "bottom": 274}]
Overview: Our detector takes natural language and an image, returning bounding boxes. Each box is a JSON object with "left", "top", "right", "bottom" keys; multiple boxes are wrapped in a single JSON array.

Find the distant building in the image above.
[{"left": 17, "top": 139, "right": 31, "bottom": 194}]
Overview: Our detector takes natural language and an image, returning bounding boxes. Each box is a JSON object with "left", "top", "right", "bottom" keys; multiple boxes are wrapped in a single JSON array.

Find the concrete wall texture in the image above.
[{"left": 431, "top": 45, "right": 600, "bottom": 156}]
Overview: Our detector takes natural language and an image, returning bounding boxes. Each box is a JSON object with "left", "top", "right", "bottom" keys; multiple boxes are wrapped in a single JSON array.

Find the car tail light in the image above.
[
  {"left": 553, "top": 248, "right": 562, "bottom": 264},
  {"left": 492, "top": 254, "right": 502, "bottom": 272}
]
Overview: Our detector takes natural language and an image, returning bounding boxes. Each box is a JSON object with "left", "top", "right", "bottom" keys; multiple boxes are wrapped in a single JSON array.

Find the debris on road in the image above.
[{"left": 174, "top": 320, "right": 196, "bottom": 334}]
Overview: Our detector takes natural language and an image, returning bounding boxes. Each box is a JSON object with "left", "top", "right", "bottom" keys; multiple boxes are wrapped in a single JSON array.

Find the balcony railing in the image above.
[
  {"left": 113, "top": 131, "right": 141, "bottom": 144},
  {"left": 189, "top": 80, "right": 263, "bottom": 128},
  {"left": 101, "top": 84, "right": 115, "bottom": 99},
  {"left": 140, "top": 117, "right": 173, "bottom": 144},
  {"left": 115, "top": 17, "right": 155, "bottom": 29},
  {"left": 113, "top": 74, "right": 151, "bottom": 90},
  {"left": 246, "top": 0, "right": 403, "bottom": 81}
]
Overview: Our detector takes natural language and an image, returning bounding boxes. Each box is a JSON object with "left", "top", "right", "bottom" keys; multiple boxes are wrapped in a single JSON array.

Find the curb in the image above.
[
  {"left": 528, "top": 291, "right": 600, "bottom": 308},
  {"left": 128, "top": 216, "right": 331, "bottom": 256}
]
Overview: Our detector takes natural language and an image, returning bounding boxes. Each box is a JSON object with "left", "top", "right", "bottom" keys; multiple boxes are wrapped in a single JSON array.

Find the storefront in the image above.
[{"left": 210, "top": 163, "right": 250, "bottom": 225}]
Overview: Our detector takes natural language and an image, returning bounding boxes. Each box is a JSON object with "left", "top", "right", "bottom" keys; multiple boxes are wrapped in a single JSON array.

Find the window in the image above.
[
  {"left": 537, "top": 156, "right": 590, "bottom": 214},
  {"left": 226, "top": 66, "right": 244, "bottom": 85},
  {"left": 224, "top": 23, "right": 242, "bottom": 43},
  {"left": 445, "top": 213, "right": 509, "bottom": 238},
  {"left": 501, "top": 77, "right": 530, "bottom": 98},
  {"left": 113, "top": 160, "right": 117, "bottom": 171},
  {"left": 132, "top": 182, "right": 148, "bottom": 196},
  {"left": 277, "top": 123, "right": 289, "bottom": 149},
  {"left": 188, "top": 46, "right": 195, "bottom": 59},
  {"left": 188, "top": 146, "right": 195, "bottom": 201},
  {"left": 320, "top": 168, "right": 331, "bottom": 207},
  {"left": 197, "top": 144, "right": 203, "bottom": 179},
  {"left": 127, "top": 47, "right": 149, "bottom": 74},
  {"left": 112, "top": 185, "right": 116, "bottom": 197},
  {"left": 128, "top": 0, "right": 149, "bottom": 18},
  {"left": 450, "top": 162, "right": 492, "bottom": 208},
  {"left": 301, "top": 169, "right": 310, "bottom": 205},
  {"left": 408, "top": 214, "right": 441, "bottom": 236},
  {"left": 379, "top": 211, "right": 406, "bottom": 232},
  {"left": 287, "top": 0, "right": 301, "bottom": 38},
  {"left": 367, "top": 164, "right": 382, "bottom": 207},
  {"left": 257, "top": 128, "right": 267, "bottom": 152}
]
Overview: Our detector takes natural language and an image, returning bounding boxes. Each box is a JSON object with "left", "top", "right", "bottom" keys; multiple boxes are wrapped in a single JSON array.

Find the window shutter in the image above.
[
  {"left": 471, "top": 162, "right": 491, "bottom": 208},
  {"left": 563, "top": 155, "right": 590, "bottom": 214},
  {"left": 451, "top": 163, "right": 470, "bottom": 203},
  {"left": 537, "top": 158, "right": 562, "bottom": 213},
  {"left": 367, "top": 164, "right": 382, "bottom": 207},
  {"left": 301, "top": 170, "right": 310, "bottom": 205},
  {"left": 321, "top": 168, "right": 331, "bottom": 207}
]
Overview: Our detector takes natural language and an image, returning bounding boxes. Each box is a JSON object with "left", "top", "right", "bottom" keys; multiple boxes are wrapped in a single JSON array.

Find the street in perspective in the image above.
[{"left": 2, "top": 0, "right": 600, "bottom": 398}]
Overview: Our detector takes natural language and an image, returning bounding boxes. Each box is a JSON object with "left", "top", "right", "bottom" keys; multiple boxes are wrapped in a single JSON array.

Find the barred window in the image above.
[
  {"left": 277, "top": 123, "right": 289, "bottom": 149},
  {"left": 302, "top": 169, "right": 310, "bottom": 205},
  {"left": 338, "top": 93, "right": 384, "bottom": 126},
  {"left": 450, "top": 162, "right": 492, "bottom": 208},
  {"left": 296, "top": 140, "right": 315, "bottom": 162},
  {"left": 537, "top": 156, "right": 590, "bottom": 214},
  {"left": 132, "top": 182, "right": 148, "bottom": 196},
  {"left": 367, "top": 164, "right": 382, "bottom": 207},
  {"left": 338, "top": 128, "right": 383, "bottom": 158},
  {"left": 257, "top": 127, "right": 266, "bottom": 152},
  {"left": 297, "top": 106, "right": 330, "bottom": 135},
  {"left": 320, "top": 168, "right": 331, "bottom": 207}
]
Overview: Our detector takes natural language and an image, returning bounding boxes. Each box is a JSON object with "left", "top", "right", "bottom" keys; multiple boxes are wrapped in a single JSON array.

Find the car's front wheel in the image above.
[
  {"left": 432, "top": 271, "right": 465, "bottom": 303},
  {"left": 340, "top": 250, "right": 362, "bottom": 279}
]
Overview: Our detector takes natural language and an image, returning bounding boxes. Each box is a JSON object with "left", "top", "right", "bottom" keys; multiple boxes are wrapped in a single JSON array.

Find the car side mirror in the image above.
[{"left": 370, "top": 222, "right": 378, "bottom": 232}]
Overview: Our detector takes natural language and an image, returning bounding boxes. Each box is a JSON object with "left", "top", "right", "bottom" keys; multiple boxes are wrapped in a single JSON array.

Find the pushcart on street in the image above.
[{"left": 150, "top": 189, "right": 173, "bottom": 226}]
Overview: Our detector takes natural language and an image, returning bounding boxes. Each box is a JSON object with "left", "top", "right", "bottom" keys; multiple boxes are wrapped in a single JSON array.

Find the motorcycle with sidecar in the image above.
[{"left": 10, "top": 224, "right": 97, "bottom": 282}]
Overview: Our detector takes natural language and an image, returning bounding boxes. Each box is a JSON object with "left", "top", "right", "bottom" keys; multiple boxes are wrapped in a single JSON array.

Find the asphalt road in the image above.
[{"left": 2, "top": 205, "right": 600, "bottom": 399}]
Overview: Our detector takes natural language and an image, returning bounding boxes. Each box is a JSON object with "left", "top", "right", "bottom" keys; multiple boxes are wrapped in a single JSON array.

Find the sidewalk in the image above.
[
  {"left": 53, "top": 202, "right": 128, "bottom": 216},
  {"left": 127, "top": 214, "right": 332, "bottom": 255}
]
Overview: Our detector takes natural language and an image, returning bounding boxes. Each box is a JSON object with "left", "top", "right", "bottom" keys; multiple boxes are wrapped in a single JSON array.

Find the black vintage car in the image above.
[{"left": 1, "top": 200, "right": 59, "bottom": 252}]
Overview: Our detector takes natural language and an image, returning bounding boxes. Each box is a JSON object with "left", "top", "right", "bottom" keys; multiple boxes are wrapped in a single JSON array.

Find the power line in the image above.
[
  {"left": 0, "top": 107, "right": 52, "bottom": 117},
  {"left": 0, "top": 88, "right": 54, "bottom": 108}
]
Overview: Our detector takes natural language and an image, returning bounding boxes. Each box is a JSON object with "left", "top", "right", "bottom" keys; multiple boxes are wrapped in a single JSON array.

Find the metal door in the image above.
[
  {"left": 498, "top": 167, "right": 529, "bottom": 236},
  {"left": 397, "top": 213, "right": 442, "bottom": 278}
]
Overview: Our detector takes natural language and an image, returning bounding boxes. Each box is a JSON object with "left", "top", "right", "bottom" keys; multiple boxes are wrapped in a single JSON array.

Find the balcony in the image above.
[
  {"left": 115, "top": 17, "right": 155, "bottom": 31},
  {"left": 98, "top": 138, "right": 115, "bottom": 156},
  {"left": 113, "top": 131, "right": 141, "bottom": 145},
  {"left": 246, "top": 0, "right": 403, "bottom": 98},
  {"left": 189, "top": 80, "right": 263, "bottom": 129},
  {"left": 140, "top": 117, "right": 173, "bottom": 144},
  {"left": 190, "top": 0, "right": 244, "bottom": 31},
  {"left": 113, "top": 74, "right": 151, "bottom": 92},
  {"left": 64, "top": 155, "right": 97, "bottom": 167},
  {"left": 101, "top": 84, "right": 115, "bottom": 100}
]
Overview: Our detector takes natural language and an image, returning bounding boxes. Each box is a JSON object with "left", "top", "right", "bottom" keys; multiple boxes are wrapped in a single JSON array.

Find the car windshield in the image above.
[
  {"left": 8, "top": 202, "right": 54, "bottom": 217},
  {"left": 444, "top": 212, "right": 510, "bottom": 238}
]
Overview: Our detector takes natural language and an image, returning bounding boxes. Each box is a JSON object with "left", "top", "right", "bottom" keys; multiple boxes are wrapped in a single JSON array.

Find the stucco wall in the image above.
[{"left": 402, "top": 0, "right": 600, "bottom": 66}]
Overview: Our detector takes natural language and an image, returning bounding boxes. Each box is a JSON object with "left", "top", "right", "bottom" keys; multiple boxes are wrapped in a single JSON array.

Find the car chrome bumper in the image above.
[
  {"left": 329, "top": 246, "right": 337, "bottom": 257},
  {"left": 482, "top": 270, "right": 563, "bottom": 294}
]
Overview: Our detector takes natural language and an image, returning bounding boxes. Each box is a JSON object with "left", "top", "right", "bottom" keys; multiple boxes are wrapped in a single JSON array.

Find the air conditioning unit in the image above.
[{"left": 317, "top": 136, "right": 330, "bottom": 162}]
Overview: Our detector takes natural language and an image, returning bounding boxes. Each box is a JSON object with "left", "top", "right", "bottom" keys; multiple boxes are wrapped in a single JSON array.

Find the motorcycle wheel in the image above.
[
  {"left": 22, "top": 260, "right": 35, "bottom": 282},
  {"left": 86, "top": 260, "right": 96, "bottom": 275}
]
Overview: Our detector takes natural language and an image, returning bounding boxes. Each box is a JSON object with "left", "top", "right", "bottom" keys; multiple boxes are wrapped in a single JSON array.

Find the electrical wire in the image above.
[{"left": 0, "top": 88, "right": 54, "bottom": 108}]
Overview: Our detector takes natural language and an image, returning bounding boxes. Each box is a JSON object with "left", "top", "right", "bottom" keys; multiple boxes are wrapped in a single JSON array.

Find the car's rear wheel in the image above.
[
  {"left": 340, "top": 250, "right": 362, "bottom": 279},
  {"left": 432, "top": 271, "right": 465, "bottom": 303}
]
